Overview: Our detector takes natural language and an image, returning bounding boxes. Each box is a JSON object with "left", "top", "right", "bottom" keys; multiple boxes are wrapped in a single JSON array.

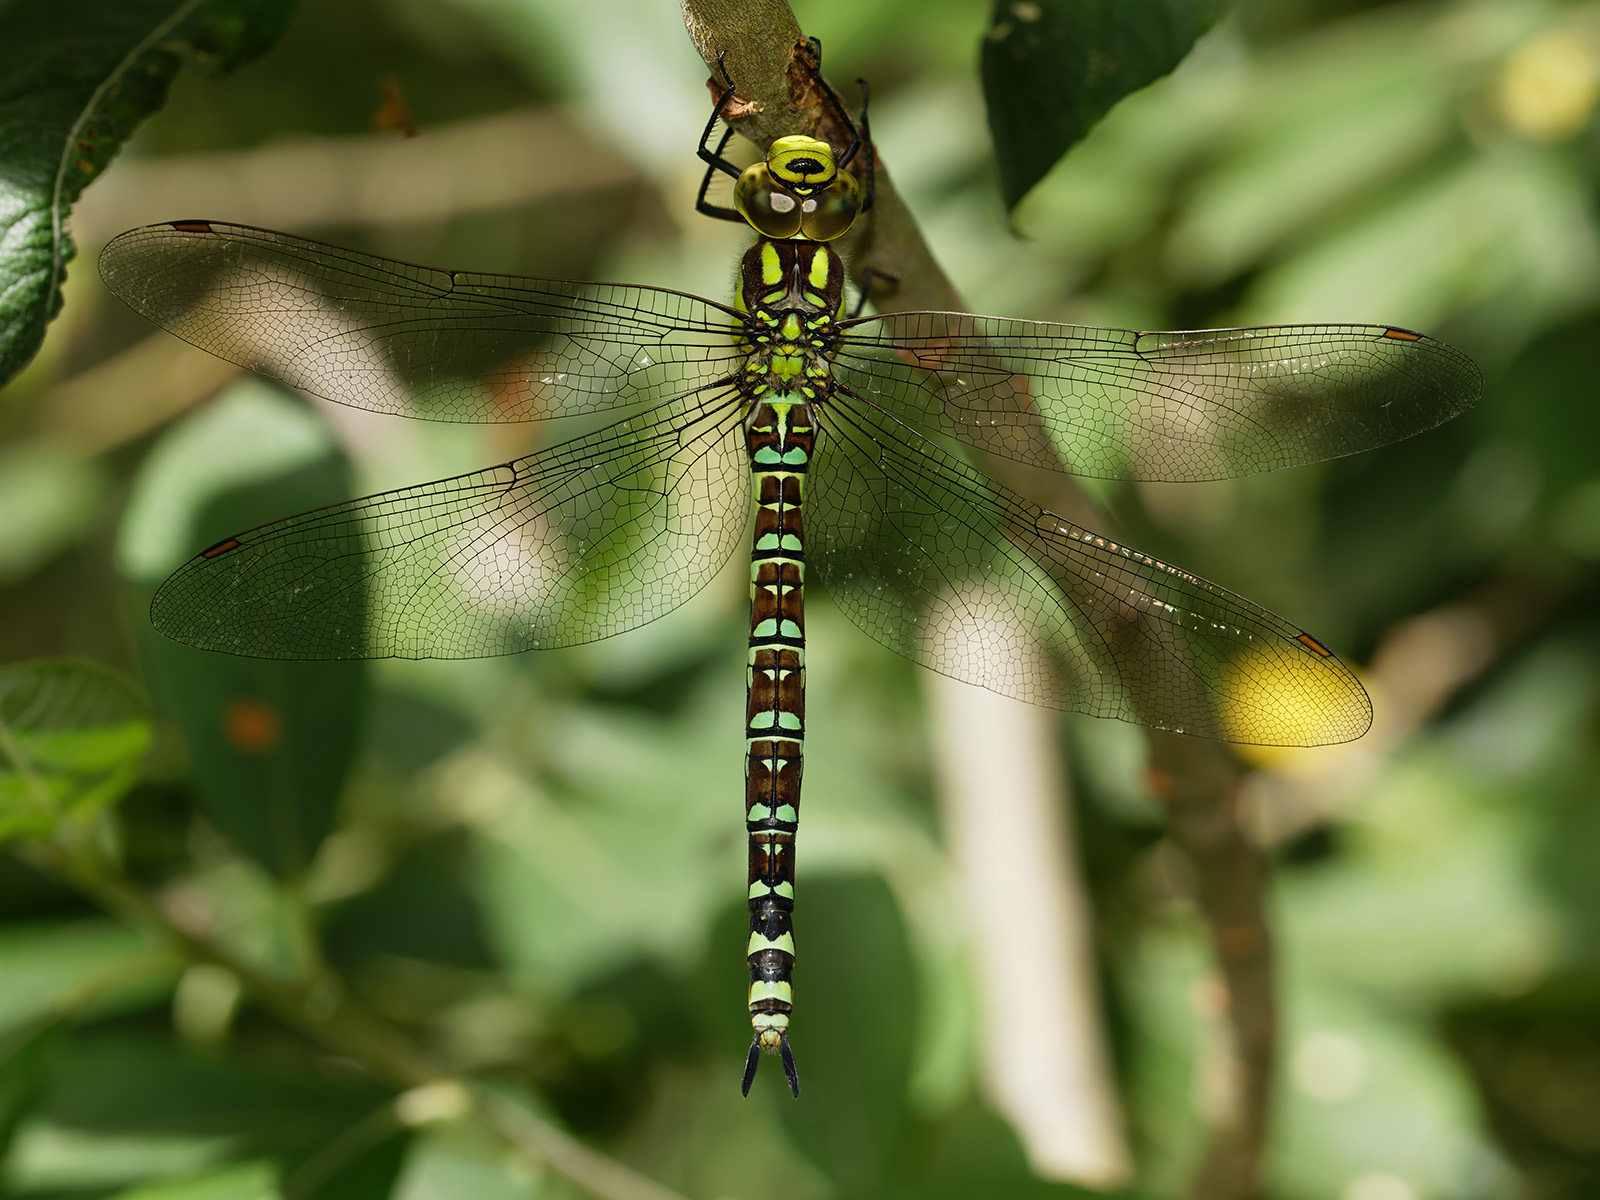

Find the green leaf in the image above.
[
  {"left": 0, "top": 659, "right": 152, "bottom": 843},
  {"left": 0, "top": 920, "right": 173, "bottom": 1038},
  {"left": 981, "top": 0, "right": 1224, "bottom": 209},
  {"left": 112, "top": 1160, "right": 281, "bottom": 1200},
  {"left": 5, "top": 1120, "right": 238, "bottom": 1193},
  {"left": 0, "top": 1024, "right": 64, "bottom": 1174},
  {"left": 29, "top": 1031, "right": 405, "bottom": 1196},
  {"left": 118, "top": 382, "right": 365, "bottom": 879},
  {"left": 390, "top": 1124, "right": 536, "bottom": 1200},
  {"left": 473, "top": 692, "right": 744, "bottom": 994},
  {"left": 0, "top": 0, "right": 297, "bottom": 389},
  {"left": 0, "top": 442, "right": 105, "bottom": 584}
]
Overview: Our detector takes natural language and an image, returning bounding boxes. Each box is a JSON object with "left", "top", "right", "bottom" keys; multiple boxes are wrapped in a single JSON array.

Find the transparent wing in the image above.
[
  {"left": 809, "top": 388, "right": 1371, "bottom": 746},
  {"left": 100, "top": 221, "right": 747, "bottom": 424},
  {"left": 151, "top": 387, "right": 749, "bottom": 659},
  {"left": 833, "top": 314, "right": 1481, "bottom": 482}
]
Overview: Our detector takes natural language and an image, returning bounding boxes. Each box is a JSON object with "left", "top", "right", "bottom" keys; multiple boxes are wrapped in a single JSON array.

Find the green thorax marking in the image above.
[{"left": 737, "top": 241, "right": 847, "bottom": 403}]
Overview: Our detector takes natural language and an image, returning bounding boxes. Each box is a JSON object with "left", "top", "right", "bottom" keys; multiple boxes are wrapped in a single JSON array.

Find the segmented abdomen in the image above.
[{"left": 743, "top": 395, "right": 812, "bottom": 1090}]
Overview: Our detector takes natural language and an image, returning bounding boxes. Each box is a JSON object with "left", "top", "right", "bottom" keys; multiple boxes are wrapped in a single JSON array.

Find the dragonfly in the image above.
[{"left": 99, "top": 59, "right": 1481, "bottom": 1098}]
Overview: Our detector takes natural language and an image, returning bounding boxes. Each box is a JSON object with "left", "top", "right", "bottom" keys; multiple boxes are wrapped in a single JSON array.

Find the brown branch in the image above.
[{"left": 1147, "top": 735, "right": 1273, "bottom": 1200}]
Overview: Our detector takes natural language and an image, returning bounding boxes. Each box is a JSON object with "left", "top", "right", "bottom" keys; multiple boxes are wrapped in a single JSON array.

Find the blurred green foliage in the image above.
[
  {"left": 2, "top": 0, "right": 1600, "bottom": 1197},
  {"left": 981, "top": 0, "right": 1224, "bottom": 207},
  {"left": 0, "top": 659, "right": 151, "bottom": 842},
  {"left": 0, "top": 0, "right": 296, "bottom": 383},
  {"left": 118, "top": 384, "right": 364, "bottom": 879}
]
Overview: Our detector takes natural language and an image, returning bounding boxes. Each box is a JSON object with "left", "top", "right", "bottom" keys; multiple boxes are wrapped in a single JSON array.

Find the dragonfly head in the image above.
[{"left": 735, "top": 134, "right": 862, "bottom": 242}]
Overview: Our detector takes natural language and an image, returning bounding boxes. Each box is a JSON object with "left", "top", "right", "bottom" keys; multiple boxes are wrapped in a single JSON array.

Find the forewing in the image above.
[
  {"left": 100, "top": 221, "right": 746, "bottom": 423},
  {"left": 151, "top": 387, "right": 749, "bottom": 659},
  {"left": 833, "top": 315, "right": 1480, "bottom": 482},
  {"left": 809, "top": 390, "right": 1371, "bottom": 746}
]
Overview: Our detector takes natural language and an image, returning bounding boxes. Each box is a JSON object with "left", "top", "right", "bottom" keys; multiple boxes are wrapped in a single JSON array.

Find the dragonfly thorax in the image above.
[{"left": 736, "top": 239, "right": 846, "bottom": 405}]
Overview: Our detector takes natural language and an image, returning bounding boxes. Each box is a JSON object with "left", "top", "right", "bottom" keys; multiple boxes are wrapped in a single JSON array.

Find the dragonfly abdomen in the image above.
[{"left": 742, "top": 392, "right": 813, "bottom": 1099}]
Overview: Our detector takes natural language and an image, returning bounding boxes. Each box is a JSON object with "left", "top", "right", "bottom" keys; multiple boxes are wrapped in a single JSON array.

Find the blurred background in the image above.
[{"left": 3, "top": 0, "right": 1600, "bottom": 1197}]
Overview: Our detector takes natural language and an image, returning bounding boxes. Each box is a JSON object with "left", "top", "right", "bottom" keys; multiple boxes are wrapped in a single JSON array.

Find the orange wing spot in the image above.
[
  {"left": 201, "top": 537, "right": 241, "bottom": 559},
  {"left": 170, "top": 221, "right": 214, "bottom": 233},
  {"left": 1382, "top": 327, "right": 1422, "bottom": 342},
  {"left": 223, "top": 699, "right": 282, "bottom": 754},
  {"left": 1296, "top": 632, "right": 1335, "bottom": 657}
]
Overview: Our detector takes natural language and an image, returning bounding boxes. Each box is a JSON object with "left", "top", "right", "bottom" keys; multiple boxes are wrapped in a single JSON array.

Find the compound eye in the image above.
[
  {"left": 734, "top": 164, "right": 804, "bottom": 239},
  {"left": 798, "top": 172, "right": 862, "bottom": 242}
]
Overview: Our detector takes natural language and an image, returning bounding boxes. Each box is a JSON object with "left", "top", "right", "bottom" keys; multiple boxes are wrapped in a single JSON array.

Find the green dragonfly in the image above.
[{"left": 99, "top": 63, "right": 1480, "bottom": 1097}]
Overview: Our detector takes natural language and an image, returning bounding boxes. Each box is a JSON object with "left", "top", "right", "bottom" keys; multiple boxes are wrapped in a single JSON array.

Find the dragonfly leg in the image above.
[
  {"left": 695, "top": 125, "right": 745, "bottom": 223},
  {"left": 848, "top": 264, "right": 901, "bottom": 319},
  {"left": 696, "top": 51, "right": 749, "bottom": 223},
  {"left": 805, "top": 38, "right": 876, "bottom": 213},
  {"left": 855, "top": 81, "right": 876, "bottom": 214}
]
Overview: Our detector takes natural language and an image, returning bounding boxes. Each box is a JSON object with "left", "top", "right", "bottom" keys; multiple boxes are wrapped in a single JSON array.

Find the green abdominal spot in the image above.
[{"left": 748, "top": 930, "right": 796, "bottom": 955}]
